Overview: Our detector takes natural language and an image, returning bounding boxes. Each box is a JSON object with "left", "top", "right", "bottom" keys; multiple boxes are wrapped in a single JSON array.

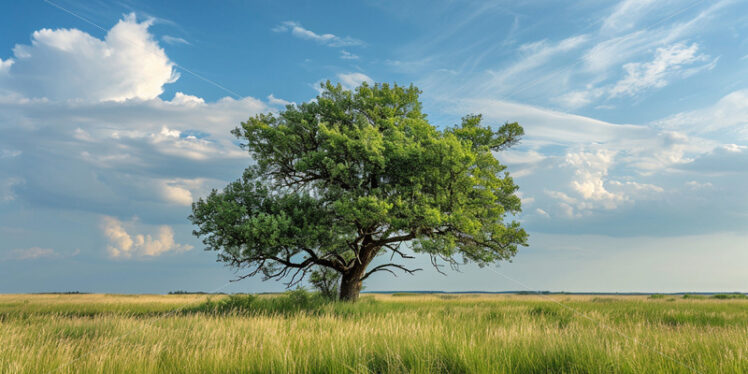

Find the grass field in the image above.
[{"left": 2, "top": 292, "right": 747, "bottom": 373}]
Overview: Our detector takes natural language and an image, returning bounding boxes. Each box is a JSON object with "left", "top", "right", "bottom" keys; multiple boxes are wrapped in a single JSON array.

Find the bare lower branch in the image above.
[
  {"left": 361, "top": 263, "right": 422, "bottom": 281},
  {"left": 430, "top": 255, "right": 447, "bottom": 276}
]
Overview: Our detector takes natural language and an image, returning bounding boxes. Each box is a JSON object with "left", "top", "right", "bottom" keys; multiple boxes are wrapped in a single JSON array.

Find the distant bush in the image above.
[
  {"left": 590, "top": 297, "right": 616, "bottom": 303},
  {"left": 649, "top": 294, "right": 665, "bottom": 299},
  {"left": 711, "top": 293, "right": 747, "bottom": 300},
  {"left": 187, "top": 289, "right": 333, "bottom": 316},
  {"left": 682, "top": 294, "right": 707, "bottom": 299},
  {"left": 169, "top": 291, "right": 226, "bottom": 295}
]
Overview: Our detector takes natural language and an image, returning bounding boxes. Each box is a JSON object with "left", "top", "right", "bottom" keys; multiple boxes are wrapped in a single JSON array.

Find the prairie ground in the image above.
[{"left": 1, "top": 292, "right": 746, "bottom": 373}]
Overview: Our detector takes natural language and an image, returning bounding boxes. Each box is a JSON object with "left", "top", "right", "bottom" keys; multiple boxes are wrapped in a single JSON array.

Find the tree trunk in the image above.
[{"left": 339, "top": 267, "right": 365, "bottom": 302}]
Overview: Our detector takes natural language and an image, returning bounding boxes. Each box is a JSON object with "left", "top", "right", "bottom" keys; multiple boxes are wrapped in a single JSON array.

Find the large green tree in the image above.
[{"left": 190, "top": 82, "right": 528, "bottom": 301}]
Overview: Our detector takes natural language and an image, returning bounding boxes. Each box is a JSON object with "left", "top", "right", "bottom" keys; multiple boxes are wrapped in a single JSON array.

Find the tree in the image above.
[{"left": 189, "top": 82, "right": 528, "bottom": 302}]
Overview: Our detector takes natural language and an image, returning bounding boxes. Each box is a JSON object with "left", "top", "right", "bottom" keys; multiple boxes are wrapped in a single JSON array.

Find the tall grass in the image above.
[{"left": 1, "top": 292, "right": 747, "bottom": 373}]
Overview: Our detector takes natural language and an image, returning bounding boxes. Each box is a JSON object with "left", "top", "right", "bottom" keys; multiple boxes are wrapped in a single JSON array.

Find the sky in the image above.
[{"left": 1, "top": 0, "right": 748, "bottom": 294}]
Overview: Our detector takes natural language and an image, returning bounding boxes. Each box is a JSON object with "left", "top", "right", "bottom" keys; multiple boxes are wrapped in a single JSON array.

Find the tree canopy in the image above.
[{"left": 190, "top": 82, "right": 528, "bottom": 301}]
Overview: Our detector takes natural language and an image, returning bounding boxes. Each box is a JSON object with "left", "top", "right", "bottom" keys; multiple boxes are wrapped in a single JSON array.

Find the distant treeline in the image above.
[
  {"left": 168, "top": 291, "right": 227, "bottom": 295},
  {"left": 33, "top": 291, "right": 89, "bottom": 294}
]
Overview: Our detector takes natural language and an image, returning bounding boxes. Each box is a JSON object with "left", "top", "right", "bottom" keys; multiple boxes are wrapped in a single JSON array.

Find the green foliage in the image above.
[
  {"left": 188, "top": 290, "right": 333, "bottom": 316},
  {"left": 308, "top": 267, "right": 340, "bottom": 300},
  {"left": 683, "top": 294, "right": 707, "bottom": 299},
  {"left": 711, "top": 293, "right": 747, "bottom": 300},
  {"left": 649, "top": 294, "right": 665, "bottom": 299},
  {"left": 189, "top": 81, "right": 527, "bottom": 300}
]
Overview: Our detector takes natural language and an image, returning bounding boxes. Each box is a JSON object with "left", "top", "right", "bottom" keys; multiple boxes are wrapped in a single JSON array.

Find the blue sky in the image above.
[{"left": 2, "top": 0, "right": 748, "bottom": 293}]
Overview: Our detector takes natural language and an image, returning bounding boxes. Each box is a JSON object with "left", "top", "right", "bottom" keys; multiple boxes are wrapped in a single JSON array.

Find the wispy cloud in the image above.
[
  {"left": 340, "top": 50, "right": 359, "bottom": 60},
  {"left": 654, "top": 89, "right": 748, "bottom": 136},
  {"left": 600, "top": 0, "right": 659, "bottom": 33},
  {"left": 609, "top": 43, "right": 710, "bottom": 97},
  {"left": 267, "top": 93, "right": 293, "bottom": 106},
  {"left": 2, "top": 247, "right": 79, "bottom": 261},
  {"left": 161, "top": 35, "right": 190, "bottom": 45},
  {"left": 272, "top": 21, "right": 363, "bottom": 47},
  {"left": 558, "top": 42, "right": 714, "bottom": 108}
]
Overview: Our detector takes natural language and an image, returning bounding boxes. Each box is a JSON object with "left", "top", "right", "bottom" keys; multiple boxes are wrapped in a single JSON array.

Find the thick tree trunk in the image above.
[{"left": 339, "top": 266, "right": 365, "bottom": 302}]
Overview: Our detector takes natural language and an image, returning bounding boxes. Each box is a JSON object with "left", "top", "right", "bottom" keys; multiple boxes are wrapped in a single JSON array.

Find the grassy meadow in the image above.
[{"left": 1, "top": 292, "right": 747, "bottom": 373}]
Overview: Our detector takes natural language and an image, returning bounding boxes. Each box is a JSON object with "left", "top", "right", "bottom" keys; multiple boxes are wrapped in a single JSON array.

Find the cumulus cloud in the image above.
[
  {"left": 566, "top": 149, "right": 622, "bottom": 205},
  {"left": 543, "top": 147, "right": 666, "bottom": 216},
  {"left": 169, "top": 92, "right": 204, "bottom": 106},
  {"left": 0, "top": 14, "right": 269, "bottom": 224},
  {"left": 101, "top": 216, "right": 192, "bottom": 258},
  {"left": 272, "top": 21, "right": 363, "bottom": 47},
  {"left": 337, "top": 72, "right": 373, "bottom": 90},
  {"left": 0, "top": 13, "right": 178, "bottom": 102},
  {"left": 160, "top": 183, "right": 193, "bottom": 206},
  {"left": 0, "top": 57, "right": 12, "bottom": 74}
]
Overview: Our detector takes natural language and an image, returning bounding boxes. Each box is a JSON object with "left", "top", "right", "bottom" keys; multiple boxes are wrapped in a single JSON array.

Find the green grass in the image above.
[{"left": 2, "top": 292, "right": 748, "bottom": 373}]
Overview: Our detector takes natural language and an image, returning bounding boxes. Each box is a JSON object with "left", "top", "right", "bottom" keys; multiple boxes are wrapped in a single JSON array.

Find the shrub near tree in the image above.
[{"left": 190, "top": 82, "right": 528, "bottom": 301}]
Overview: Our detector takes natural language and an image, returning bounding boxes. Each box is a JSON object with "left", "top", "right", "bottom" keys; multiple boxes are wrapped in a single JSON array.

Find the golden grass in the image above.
[{"left": 1, "top": 293, "right": 747, "bottom": 373}]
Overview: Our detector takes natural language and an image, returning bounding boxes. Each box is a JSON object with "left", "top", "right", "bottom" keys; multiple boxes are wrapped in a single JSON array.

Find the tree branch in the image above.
[{"left": 361, "top": 263, "right": 422, "bottom": 281}]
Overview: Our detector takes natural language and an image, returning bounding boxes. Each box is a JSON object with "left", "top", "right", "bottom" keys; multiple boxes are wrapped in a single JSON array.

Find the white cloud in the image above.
[
  {"left": 0, "top": 149, "right": 21, "bottom": 159},
  {"left": 582, "top": 0, "right": 727, "bottom": 75},
  {"left": 267, "top": 94, "right": 293, "bottom": 106},
  {"left": 456, "top": 98, "right": 649, "bottom": 146},
  {"left": 340, "top": 50, "right": 359, "bottom": 60},
  {"left": 4, "top": 247, "right": 58, "bottom": 260},
  {"left": 0, "top": 84, "right": 267, "bottom": 220},
  {"left": 169, "top": 92, "right": 204, "bottom": 106},
  {"left": 535, "top": 208, "right": 550, "bottom": 218},
  {"left": 685, "top": 180, "right": 713, "bottom": 190},
  {"left": 480, "top": 35, "right": 588, "bottom": 93},
  {"left": 565, "top": 149, "right": 622, "bottom": 205},
  {"left": 601, "top": 0, "right": 658, "bottom": 33},
  {"left": 160, "top": 182, "right": 193, "bottom": 206},
  {"left": 337, "top": 72, "right": 373, "bottom": 90},
  {"left": 0, "top": 57, "right": 12, "bottom": 74},
  {"left": 555, "top": 89, "right": 599, "bottom": 109},
  {"left": 654, "top": 90, "right": 748, "bottom": 137},
  {"left": 161, "top": 35, "right": 190, "bottom": 45},
  {"left": 0, "top": 13, "right": 178, "bottom": 102},
  {"left": 101, "top": 216, "right": 192, "bottom": 258},
  {"left": 559, "top": 43, "right": 713, "bottom": 108},
  {"left": 272, "top": 21, "right": 363, "bottom": 47},
  {"left": 609, "top": 43, "right": 709, "bottom": 98},
  {"left": 0, "top": 177, "right": 23, "bottom": 202}
]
